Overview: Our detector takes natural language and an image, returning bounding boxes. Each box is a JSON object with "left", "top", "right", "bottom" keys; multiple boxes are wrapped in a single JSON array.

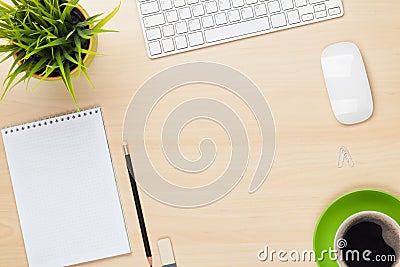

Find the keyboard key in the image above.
[
  {"left": 149, "top": 41, "right": 162, "bottom": 55},
  {"left": 146, "top": 28, "right": 162, "bottom": 40},
  {"left": 241, "top": 7, "right": 254, "bottom": 19},
  {"left": 215, "top": 12, "right": 228, "bottom": 25},
  {"left": 328, "top": 7, "right": 341, "bottom": 16},
  {"left": 205, "top": 1, "right": 218, "bottom": 13},
  {"left": 267, "top": 1, "right": 281, "bottom": 13},
  {"left": 309, "top": 0, "right": 327, "bottom": 4},
  {"left": 315, "top": 10, "right": 327, "bottom": 18},
  {"left": 176, "top": 21, "right": 188, "bottom": 33},
  {"left": 179, "top": 7, "right": 192, "bottom": 19},
  {"left": 166, "top": 10, "right": 179, "bottom": 22},
  {"left": 232, "top": 0, "right": 244, "bottom": 7},
  {"left": 218, "top": 0, "right": 231, "bottom": 11},
  {"left": 192, "top": 4, "right": 205, "bottom": 16},
  {"left": 187, "top": 0, "right": 199, "bottom": 4},
  {"left": 314, "top": 3, "right": 326, "bottom": 12},
  {"left": 254, "top": 3, "right": 267, "bottom": 16},
  {"left": 294, "top": 0, "right": 307, "bottom": 7},
  {"left": 174, "top": 0, "right": 186, "bottom": 7},
  {"left": 188, "top": 32, "right": 205, "bottom": 46},
  {"left": 228, "top": 10, "right": 241, "bottom": 22},
  {"left": 281, "top": 0, "right": 293, "bottom": 10},
  {"left": 141, "top": 1, "right": 159, "bottom": 15},
  {"left": 271, "top": 12, "right": 287, "bottom": 28},
  {"left": 143, "top": 14, "right": 165, "bottom": 28},
  {"left": 162, "top": 38, "right": 175, "bottom": 52},
  {"left": 175, "top": 35, "right": 188, "bottom": 49},
  {"left": 301, "top": 13, "right": 314, "bottom": 21},
  {"left": 205, "top": 17, "right": 270, "bottom": 42},
  {"left": 162, "top": 24, "right": 175, "bottom": 36},
  {"left": 189, "top": 18, "right": 201, "bottom": 31},
  {"left": 287, "top": 9, "right": 300, "bottom": 24},
  {"left": 160, "top": 0, "right": 173, "bottom": 10},
  {"left": 202, "top": 15, "right": 215, "bottom": 27},
  {"left": 246, "top": 0, "right": 257, "bottom": 5}
]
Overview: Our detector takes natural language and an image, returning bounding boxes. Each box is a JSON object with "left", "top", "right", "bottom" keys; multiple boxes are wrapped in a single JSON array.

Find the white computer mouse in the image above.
[{"left": 321, "top": 42, "right": 373, "bottom": 125}]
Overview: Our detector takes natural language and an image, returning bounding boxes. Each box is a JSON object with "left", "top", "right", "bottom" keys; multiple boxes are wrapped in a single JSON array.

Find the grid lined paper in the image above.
[{"left": 1, "top": 107, "right": 131, "bottom": 267}]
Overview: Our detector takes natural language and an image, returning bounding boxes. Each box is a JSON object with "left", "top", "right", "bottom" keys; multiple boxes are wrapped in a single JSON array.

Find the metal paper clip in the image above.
[{"left": 338, "top": 146, "right": 354, "bottom": 168}]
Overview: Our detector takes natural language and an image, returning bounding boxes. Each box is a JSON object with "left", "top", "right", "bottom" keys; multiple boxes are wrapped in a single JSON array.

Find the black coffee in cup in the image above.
[{"left": 335, "top": 212, "right": 400, "bottom": 267}]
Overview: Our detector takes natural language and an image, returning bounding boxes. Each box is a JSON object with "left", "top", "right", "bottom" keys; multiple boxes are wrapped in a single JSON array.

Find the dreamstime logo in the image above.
[
  {"left": 123, "top": 62, "right": 276, "bottom": 208},
  {"left": 257, "top": 239, "right": 396, "bottom": 263},
  {"left": 337, "top": 238, "right": 347, "bottom": 249}
]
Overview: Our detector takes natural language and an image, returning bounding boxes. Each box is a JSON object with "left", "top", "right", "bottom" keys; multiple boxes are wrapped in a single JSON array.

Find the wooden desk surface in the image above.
[{"left": 1, "top": 0, "right": 400, "bottom": 266}]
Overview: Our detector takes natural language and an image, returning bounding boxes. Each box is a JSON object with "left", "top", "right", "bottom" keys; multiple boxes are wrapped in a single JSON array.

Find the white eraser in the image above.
[{"left": 158, "top": 238, "right": 177, "bottom": 267}]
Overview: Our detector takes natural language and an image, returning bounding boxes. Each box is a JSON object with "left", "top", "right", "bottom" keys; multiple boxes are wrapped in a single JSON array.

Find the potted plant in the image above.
[{"left": 0, "top": 0, "right": 120, "bottom": 109}]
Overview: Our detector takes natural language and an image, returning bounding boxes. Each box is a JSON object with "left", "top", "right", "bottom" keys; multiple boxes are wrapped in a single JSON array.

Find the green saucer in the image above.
[{"left": 314, "top": 189, "right": 400, "bottom": 267}]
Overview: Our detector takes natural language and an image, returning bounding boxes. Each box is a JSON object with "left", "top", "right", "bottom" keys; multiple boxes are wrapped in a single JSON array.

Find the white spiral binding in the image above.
[{"left": 2, "top": 106, "right": 100, "bottom": 136}]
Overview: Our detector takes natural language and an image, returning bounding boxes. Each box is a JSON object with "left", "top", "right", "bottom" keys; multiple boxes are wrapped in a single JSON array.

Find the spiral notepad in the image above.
[{"left": 1, "top": 107, "right": 131, "bottom": 267}]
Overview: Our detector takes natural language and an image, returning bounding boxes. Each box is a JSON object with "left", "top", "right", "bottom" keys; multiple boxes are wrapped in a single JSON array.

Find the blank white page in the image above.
[{"left": 1, "top": 107, "right": 131, "bottom": 267}]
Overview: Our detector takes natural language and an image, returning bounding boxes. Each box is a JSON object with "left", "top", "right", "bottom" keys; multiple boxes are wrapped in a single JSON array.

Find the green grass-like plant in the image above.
[{"left": 0, "top": 0, "right": 120, "bottom": 109}]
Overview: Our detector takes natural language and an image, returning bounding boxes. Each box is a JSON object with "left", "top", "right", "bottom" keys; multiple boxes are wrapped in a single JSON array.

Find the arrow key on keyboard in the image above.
[
  {"left": 314, "top": 3, "right": 326, "bottom": 12},
  {"left": 328, "top": 7, "right": 341, "bottom": 16},
  {"left": 315, "top": 10, "right": 327, "bottom": 18},
  {"left": 301, "top": 13, "right": 314, "bottom": 21}
]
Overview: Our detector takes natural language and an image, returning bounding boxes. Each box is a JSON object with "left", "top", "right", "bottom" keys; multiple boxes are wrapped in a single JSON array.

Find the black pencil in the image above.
[{"left": 123, "top": 141, "right": 152, "bottom": 267}]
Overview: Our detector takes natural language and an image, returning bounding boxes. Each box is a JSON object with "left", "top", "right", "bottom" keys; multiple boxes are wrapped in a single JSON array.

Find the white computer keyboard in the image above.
[{"left": 137, "top": 0, "right": 344, "bottom": 58}]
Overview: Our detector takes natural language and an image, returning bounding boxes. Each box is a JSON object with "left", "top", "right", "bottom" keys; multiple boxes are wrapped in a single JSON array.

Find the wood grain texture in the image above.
[{"left": 1, "top": 0, "right": 400, "bottom": 266}]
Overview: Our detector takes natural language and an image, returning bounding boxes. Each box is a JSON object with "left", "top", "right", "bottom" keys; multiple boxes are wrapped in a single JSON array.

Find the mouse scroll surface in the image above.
[{"left": 321, "top": 42, "right": 373, "bottom": 125}]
